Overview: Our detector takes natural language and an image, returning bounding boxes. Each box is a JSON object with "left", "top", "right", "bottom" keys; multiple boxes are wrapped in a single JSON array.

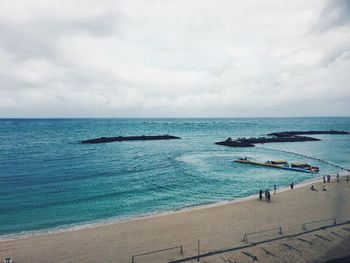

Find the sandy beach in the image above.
[{"left": 1, "top": 173, "right": 350, "bottom": 263}]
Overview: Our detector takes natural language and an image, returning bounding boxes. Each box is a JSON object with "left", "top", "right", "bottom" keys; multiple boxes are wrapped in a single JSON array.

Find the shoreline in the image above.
[
  {"left": 1, "top": 172, "right": 350, "bottom": 263},
  {"left": 2, "top": 171, "right": 346, "bottom": 242}
]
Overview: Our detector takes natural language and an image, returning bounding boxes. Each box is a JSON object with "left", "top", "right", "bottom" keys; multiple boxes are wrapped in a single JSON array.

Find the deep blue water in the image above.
[{"left": 0, "top": 118, "right": 349, "bottom": 237}]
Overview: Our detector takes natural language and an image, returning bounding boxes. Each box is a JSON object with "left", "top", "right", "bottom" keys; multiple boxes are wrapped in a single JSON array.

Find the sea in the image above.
[{"left": 1, "top": 117, "right": 350, "bottom": 238}]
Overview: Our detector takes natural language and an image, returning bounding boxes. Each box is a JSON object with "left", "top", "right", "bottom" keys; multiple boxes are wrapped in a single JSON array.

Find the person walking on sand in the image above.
[
  {"left": 323, "top": 175, "right": 326, "bottom": 183},
  {"left": 259, "top": 189, "right": 263, "bottom": 201},
  {"left": 267, "top": 190, "right": 271, "bottom": 203},
  {"left": 265, "top": 190, "right": 268, "bottom": 201},
  {"left": 274, "top": 185, "right": 277, "bottom": 195},
  {"left": 290, "top": 182, "right": 294, "bottom": 190}
]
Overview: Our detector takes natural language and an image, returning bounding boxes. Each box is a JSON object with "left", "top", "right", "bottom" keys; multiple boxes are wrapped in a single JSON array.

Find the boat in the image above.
[
  {"left": 269, "top": 160, "right": 288, "bottom": 165},
  {"left": 234, "top": 158, "right": 319, "bottom": 173},
  {"left": 291, "top": 162, "right": 319, "bottom": 173}
]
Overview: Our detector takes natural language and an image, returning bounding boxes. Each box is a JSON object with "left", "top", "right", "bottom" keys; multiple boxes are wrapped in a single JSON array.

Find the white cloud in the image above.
[{"left": 0, "top": 0, "right": 349, "bottom": 117}]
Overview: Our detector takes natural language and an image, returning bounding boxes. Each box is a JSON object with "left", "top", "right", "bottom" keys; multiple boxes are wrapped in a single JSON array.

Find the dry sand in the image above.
[{"left": 1, "top": 174, "right": 350, "bottom": 263}]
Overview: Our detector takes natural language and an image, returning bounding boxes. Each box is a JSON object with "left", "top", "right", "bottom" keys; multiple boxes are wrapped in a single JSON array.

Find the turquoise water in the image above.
[{"left": 0, "top": 118, "right": 349, "bottom": 237}]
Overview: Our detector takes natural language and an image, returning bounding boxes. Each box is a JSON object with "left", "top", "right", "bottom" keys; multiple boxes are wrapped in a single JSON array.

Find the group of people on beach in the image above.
[
  {"left": 259, "top": 189, "right": 271, "bottom": 203},
  {"left": 310, "top": 185, "right": 327, "bottom": 191},
  {"left": 258, "top": 172, "right": 348, "bottom": 202},
  {"left": 311, "top": 173, "right": 347, "bottom": 192},
  {"left": 322, "top": 175, "right": 332, "bottom": 183},
  {"left": 259, "top": 184, "right": 277, "bottom": 203},
  {"left": 322, "top": 173, "right": 344, "bottom": 184}
]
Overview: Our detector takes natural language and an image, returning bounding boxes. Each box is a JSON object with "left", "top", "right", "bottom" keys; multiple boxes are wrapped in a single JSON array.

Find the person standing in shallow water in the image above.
[
  {"left": 323, "top": 175, "right": 326, "bottom": 183},
  {"left": 290, "top": 182, "right": 294, "bottom": 189},
  {"left": 274, "top": 185, "right": 277, "bottom": 195},
  {"left": 259, "top": 189, "right": 263, "bottom": 201}
]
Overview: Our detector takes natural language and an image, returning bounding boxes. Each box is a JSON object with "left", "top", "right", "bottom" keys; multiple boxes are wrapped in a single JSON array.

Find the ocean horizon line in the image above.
[{"left": 1, "top": 116, "right": 350, "bottom": 120}]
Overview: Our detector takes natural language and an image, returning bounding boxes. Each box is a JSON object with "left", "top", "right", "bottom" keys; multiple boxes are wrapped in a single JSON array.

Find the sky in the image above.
[{"left": 0, "top": 0, "right": 349, "bottom": 118}]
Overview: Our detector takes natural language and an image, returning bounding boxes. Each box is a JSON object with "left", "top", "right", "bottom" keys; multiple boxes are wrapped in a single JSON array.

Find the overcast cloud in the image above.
[{"left": 0, "top": 0, "right": 349, "bottom": 117}]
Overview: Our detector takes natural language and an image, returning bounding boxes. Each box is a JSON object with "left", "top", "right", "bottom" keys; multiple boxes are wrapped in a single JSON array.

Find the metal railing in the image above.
[
  {"left": 131, "top": 245, "right": 183, "bottom": 263},
  {"left": 130, "top": 218, "right": 346, "bottom": 262},
  {"left": 302, "top": 217, "right": 336, "bottom": 231},
  {"left": 241, "top": 226, "right": 283, "bottom": 242},
  {"left": 169, "top": 220, "right": 350, "bottom": 263}
]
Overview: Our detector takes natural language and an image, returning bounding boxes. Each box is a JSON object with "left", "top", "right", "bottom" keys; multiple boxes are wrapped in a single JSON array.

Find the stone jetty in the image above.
[
  {"left": 215, "top": 130, "right": 349, "bottom": 148},
  {"left": 81, "top": 135, "right": 180, "bottom": 144}
]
